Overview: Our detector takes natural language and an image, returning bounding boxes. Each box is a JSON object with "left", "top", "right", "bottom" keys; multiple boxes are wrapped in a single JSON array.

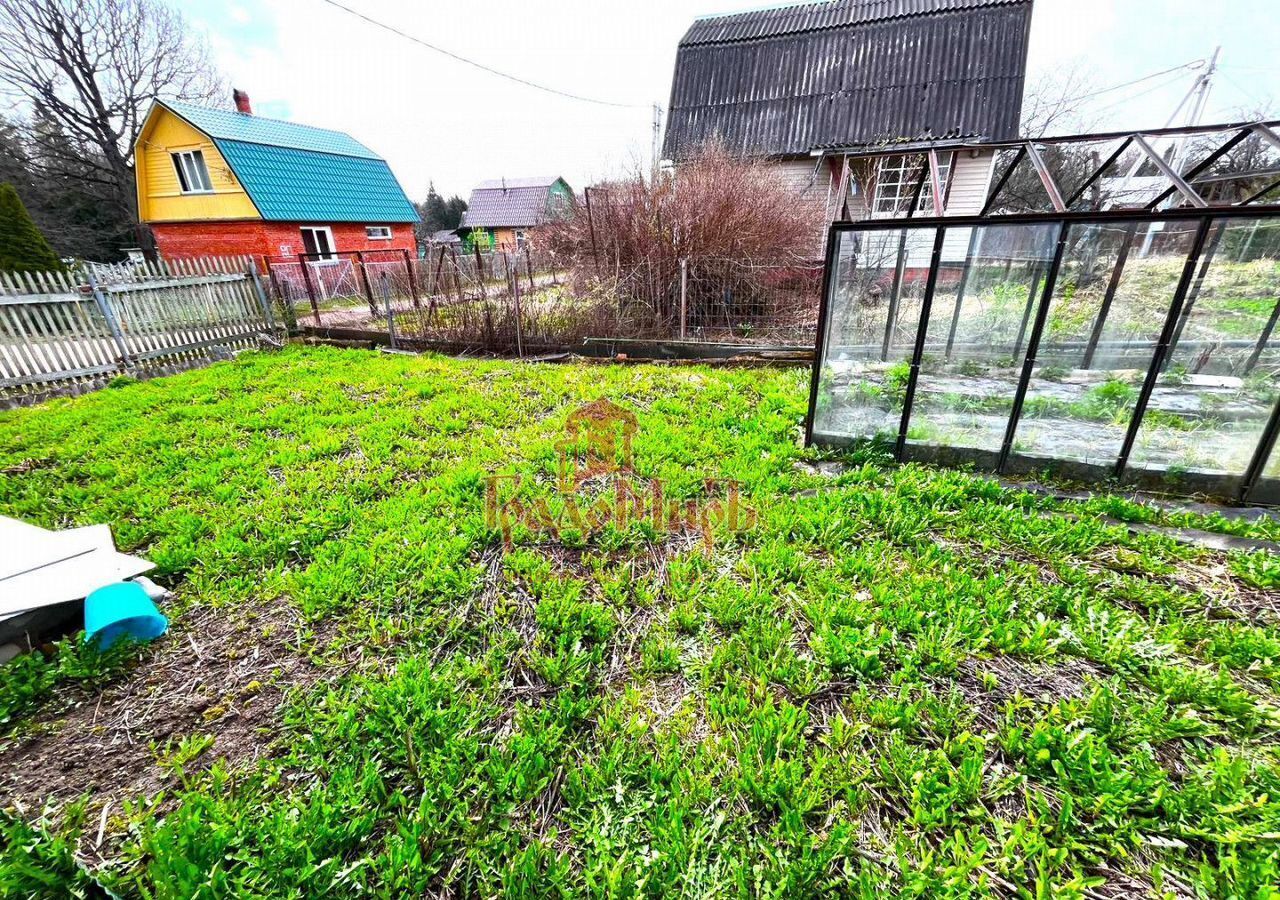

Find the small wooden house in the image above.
[
  {"left": 458, "top": 177, "right": 573, "bottom": 251},
  {"left": 134, "top": 90, "right": 418, "bottom": 263}
]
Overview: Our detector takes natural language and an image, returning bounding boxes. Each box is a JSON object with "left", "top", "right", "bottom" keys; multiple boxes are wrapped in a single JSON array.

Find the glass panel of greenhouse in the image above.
[
  {"left": 1127, "top": 217, "right": 1280, "bottom": 477},
  {"left": 811, "top": 227, "right": 938, "bottom": 445},
  {"left": 905, "top": 222, "right": 1058, "bottom": 453},
  {"left": 1256, "top": 435, "right": 1280, "bottom": 505},
  {"left": 1012, "top": 220, "right": 1202, "bottom": 466}
]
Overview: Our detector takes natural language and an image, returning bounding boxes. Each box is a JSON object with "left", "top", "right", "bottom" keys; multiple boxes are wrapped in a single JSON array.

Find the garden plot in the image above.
[{"left": 1, "top": 346, "right": 1280, "bottom": 898}]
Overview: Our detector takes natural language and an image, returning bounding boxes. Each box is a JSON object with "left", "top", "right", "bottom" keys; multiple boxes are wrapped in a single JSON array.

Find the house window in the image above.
[
  {"left": 172, "top": 149, "right": 213, "bottom": 194},
  {"left": 872, "top": 154, "right": 951, "bottom": 216},
  {"left": 365, "top": 226, "right": 393, "bottom": 240},
  {"left": 514, "top": 229, "right": 528, "bottom": 248},
  {"left": 300, "top": 226, "right": 336, "bottom": 260}
]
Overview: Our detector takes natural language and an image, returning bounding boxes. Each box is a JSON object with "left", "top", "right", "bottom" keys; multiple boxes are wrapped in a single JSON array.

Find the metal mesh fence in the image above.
[{"left": 272, "top": 247, "right": 821, "bottom": 352}]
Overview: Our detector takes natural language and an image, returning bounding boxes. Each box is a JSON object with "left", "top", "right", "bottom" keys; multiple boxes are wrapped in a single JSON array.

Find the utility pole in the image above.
[
  {"left": 1187, "top": 47, "right": 1220, "bottom": 134},
  {"left": 651, "top": 103, "right": 664, "bottom": 180},
  {"left": 1119, "top": 49, "right": 1220, "bottom": 198},
  {"left": 1168, "top": 46, "right": 1220, "bottom": 178}
]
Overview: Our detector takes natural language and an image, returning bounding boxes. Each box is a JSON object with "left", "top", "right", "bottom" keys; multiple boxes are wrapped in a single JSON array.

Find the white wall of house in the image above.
[
  {"left": 770, "top": 157, "right": 841, "bottom": 255},
  {"left": 764, "top": 148, "right": 997, "bottom": 265}
]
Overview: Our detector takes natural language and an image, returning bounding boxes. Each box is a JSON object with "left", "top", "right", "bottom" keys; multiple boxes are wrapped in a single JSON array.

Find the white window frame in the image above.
[
  {"left": 172, "top": 149, "right": 213, "bottom": 194},
  {"left": 365, "top": 225, "right": 393, "bottom": 240},
  {"left": 872, "top": 153, "right": 951, "bottom": 217},
  {"left": 300, "top": 226, "right": 337, "bottom": 262}
]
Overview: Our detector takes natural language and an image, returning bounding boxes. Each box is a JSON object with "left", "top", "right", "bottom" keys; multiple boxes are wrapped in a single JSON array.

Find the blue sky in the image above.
[{"left": 178, "top": 0, "right": 1280, "bottom": 201}]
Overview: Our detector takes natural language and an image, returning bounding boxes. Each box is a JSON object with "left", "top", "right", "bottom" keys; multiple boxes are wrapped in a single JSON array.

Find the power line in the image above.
[
  {"left": 315, "top": 0, "right": 646, "bottom": 109},
  {"left": 1218, "top": 70, "right": 1271, "bottom": 111},
  {"left": 1092, "top": 70, "right": 1194, "bottom": 114},
  {"left": 1059, "top": 60, "right": 1203, "bottom": 107}
]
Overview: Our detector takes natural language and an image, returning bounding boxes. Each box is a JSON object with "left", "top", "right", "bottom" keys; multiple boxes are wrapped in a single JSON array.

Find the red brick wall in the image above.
[
  {"left": 151, "top": 220, "right": 271, "bottom": 261},
  {"left": 151, "top": 221, "right": 417, "bottom": 265}
]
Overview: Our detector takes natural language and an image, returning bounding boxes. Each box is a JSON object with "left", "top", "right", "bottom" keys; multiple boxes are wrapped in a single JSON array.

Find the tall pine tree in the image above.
[
  {"left": 414, "top": 182, "right": 468, "bottom": 242},
  {"left": 0, "top": 182, "right": 63, "bottom": 273}
]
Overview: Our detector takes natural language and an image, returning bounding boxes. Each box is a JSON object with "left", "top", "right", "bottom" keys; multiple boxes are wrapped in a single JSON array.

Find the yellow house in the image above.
[{"left": 135, "top": 91, "right": 418, "bottom": 261}]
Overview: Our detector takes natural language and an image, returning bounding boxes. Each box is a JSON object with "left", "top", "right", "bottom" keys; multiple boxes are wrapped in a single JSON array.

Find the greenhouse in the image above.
[{"left": 806, "top": 121, "right": 1280, "bottom": 503}]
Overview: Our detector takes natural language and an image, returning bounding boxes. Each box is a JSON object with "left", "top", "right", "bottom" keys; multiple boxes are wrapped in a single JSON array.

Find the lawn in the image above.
[{"left": 2, "top": 345, "right": 1280, "bottom": 898}]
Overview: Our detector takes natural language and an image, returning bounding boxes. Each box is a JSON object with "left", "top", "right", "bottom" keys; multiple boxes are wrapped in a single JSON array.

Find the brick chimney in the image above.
[{"left": 233, "top": 89, "right": 252, "bottom": 115}]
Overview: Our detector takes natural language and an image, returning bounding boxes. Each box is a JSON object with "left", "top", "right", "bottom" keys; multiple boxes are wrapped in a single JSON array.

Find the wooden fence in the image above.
[{"left": 1, "top": 256, "right": 280, "bottom": 403}]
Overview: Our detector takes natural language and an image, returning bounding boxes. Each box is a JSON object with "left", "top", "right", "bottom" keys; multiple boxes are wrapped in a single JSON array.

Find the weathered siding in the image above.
[
  {"left": 945, "top": 150, "right": 996, "bottom": 216},
  {"left": 941, "top": 149, "right": 996, "bottom": 261},
  {"left": 769, "top": 157, "right": 837, "bottom": 254}
]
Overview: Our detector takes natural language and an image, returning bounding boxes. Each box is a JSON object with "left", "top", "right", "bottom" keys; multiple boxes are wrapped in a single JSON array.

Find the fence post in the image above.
[
  {"left": 510, "top": 250, "right": 525, "bottom": 358},
  {"left": 297, "top": 253, "right": 321, "bottom": 325},
  {"left": 403, "top": 248, "right": 421, "bottom": 310},
  {"left": 432, "top": 246, "right": 447, "bottom": 298},
  {"left": 356, "top": 250, "right": 377, "bottom": 317},
  {"left": 266, "top": 263, "right": 297, "bottom": 332},
  {"left": 381, "top": 272, "right": 397, "bottom": 349},
  {"left": 449, "top": 247, "right": 465, "bottom": 303},
  {"left": 679, "top": 257, "right": 688, "bottom": 339},
  {"left": 525, "top": 248, "right": 535, "bottom": 292},
  {"left": 585, "top": 187, "right": 600, "bottom": 273},
  {"left": 248, "top": 267, "right": 277, "bottom": 331},
  {"left": 474, "top": 241, "right": 487, "bottom": 298},
  {"left": 87, "top": 272, "right": 132, "bottom": 370}
]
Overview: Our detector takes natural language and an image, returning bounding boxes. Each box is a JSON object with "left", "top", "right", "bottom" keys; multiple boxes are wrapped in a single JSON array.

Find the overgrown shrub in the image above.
[{"left": 544, "top": 142, "right": 816, "bottom": 326}]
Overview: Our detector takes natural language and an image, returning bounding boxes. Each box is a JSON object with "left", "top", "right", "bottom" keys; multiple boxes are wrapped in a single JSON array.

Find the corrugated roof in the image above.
[
  {"left": 475, "top": 176, "right": 562, "bottom": 190},
  {"left": 681, "top": 0, "right": 1024, "bottom": 44},
  {"left": 162, "top": 100, "right": 377, "bottom": 159},
  {"left": 216, "top": 141, "right": 418, "bottom": 223},
  {"left": 460, "top": 178, "right": 569, "bottom": 229},
  {"left": 663, "top": 0, "right": 1032, "bottom": 159}
]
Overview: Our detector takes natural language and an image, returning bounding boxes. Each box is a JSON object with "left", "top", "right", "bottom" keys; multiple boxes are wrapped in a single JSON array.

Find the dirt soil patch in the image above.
[{"left": 0, "top": 601, "right": 345, "bottom": 815}]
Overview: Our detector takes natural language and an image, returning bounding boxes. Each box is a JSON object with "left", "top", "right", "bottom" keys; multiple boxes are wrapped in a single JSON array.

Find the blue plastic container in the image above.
[{"left": 84, "top": 581, "right": 168, "bottom": 650}]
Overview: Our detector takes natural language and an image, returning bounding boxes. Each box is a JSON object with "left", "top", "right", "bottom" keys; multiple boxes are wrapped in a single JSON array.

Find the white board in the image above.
[{"left": 0, "top": 517, "right": 154, "bottom": 619}]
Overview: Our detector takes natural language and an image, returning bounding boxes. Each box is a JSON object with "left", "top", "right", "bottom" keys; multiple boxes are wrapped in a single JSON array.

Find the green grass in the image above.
[{"left": 2, "top": 345, "right": 1280, "bottom": 898}]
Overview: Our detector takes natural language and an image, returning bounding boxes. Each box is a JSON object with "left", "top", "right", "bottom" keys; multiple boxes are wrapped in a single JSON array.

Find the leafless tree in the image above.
[
  {"left": 0, "top": 0, "right": 222, "bottom": 240},
  {"left": 989, "top": 65, "right": 1108, "bottom": 215},
  {"left": 1020, "top": 63, "right": 1101, "bottom": 140}
]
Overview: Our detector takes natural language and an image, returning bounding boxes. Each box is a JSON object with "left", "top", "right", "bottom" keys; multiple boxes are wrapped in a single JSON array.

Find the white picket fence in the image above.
[{"left": 0, "top": 256, "right": 281, "bottom": 401}]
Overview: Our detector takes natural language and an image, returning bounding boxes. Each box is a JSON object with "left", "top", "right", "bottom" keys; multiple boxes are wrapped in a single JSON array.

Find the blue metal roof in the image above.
[
  {"left": 162, "top": 100, "right": 377, "bottom": 158},
  {"left": 216, "top": 140, "right": 418, "bottom": 223},
  {"left": 154, "top": 100, "right": 418, "bottom": 224}
]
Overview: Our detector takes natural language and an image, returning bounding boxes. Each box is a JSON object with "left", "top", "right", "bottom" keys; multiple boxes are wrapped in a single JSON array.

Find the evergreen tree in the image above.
[
  {"left": 414, "top": 182, "right": 469, "bottom": 242},
  {"left": 0, "top": 182, "right": 63, "bottom": 273},
  {"left": 444, "top": 196, "right": 468, "bottom": 230}
]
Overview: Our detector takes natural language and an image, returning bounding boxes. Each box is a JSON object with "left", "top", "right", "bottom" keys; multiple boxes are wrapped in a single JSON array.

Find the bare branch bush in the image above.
[{"left": 544, "top": 141, "right": 817, "bottom": 329}]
